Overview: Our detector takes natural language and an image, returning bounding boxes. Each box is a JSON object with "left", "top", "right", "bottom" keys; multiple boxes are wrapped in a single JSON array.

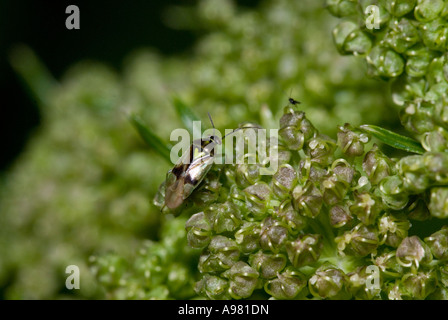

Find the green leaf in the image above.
[
  {"left": 359, "top": 124, "right": 425, "bottom": 154},
  {"left": 130, "top": 115, "right": 172, "bottom": 162},
  {"left": 9, "top": 44, "right": 58, "bottom": 106},
  {"left": 172, "top": 97, "right": 200, "bottom": 134}
]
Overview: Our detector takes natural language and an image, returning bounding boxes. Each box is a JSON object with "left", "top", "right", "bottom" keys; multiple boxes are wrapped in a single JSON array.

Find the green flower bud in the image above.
[
  {"left": 286, "top": 234, "right": 323, "bottom": 268},
  {"left": 195, "top": 274, "right": 231, "bottom": 300},
  {"left": 309, "top": 264, "right": 350, "bottom": 299},
  {"left": 264, "top": 267, "right": 307, "bottom": 299},
  {"left": 272, "top": 164, "right": 297, "bottom": 198},
  {"left": 399, "top": 100, "right": 436, "bottom": 134},
  {"left": 421, "top": 127, "right": 448, "bottom": 152},
  {"left": 396, "top": 154, "right": 430, "bottom": 193},
  {"left": 350, "top": 191, "right": 382, "bottom": 225},
  {"left": 243, "top": 182, "right": 272, "bottom": 219},
  {"left": 322, "top": 173, "right": 350, "bottom": 205},
  {"left": 377, "top": 175, "right": 409, "bottom": 210},
  {"left": 423, "top": 153, "right": 448, "bottom": 184},
  {"left": 374, "top": 250, "right": 404, "bottom": 278},
  {"left": 381, "top": 0, "right": 417, "bottom": 17},
  {"left": 337, "top": 123, "right": 369, "bottom": 157},
  {"left": 248, "top": 250, "right": 287, "bottom": 279},
  {"left": 332, "top": 158, "right": 356, "bottom": 184},
  {"left": 185, "top": 212, "right": 212, "bottom": 249},
  {"left": 419, "top": 19, "right": 448, "bottom": 51},
  {"left": 279, "top": 108, "right": 316, "bottom": 151},
  {"left": 367, "top": 46, "right": 405, "bottom": 79},
  {"left": 425, "top": 82, "right": 448, "bottom": 101},
  {"left": 363, "top": 144, "right": 395, "bottom": 185},
  {"left": 378, "top": 213, "right": 411, "bottom": 247},
  {"left": 205, "top": 202, "right": 243, "bottom": 234},
  {"left": 414, "top": 0, "right": 445, "bottom": 22},
  {"left": 326, "top": 0, "right": 358, "bottom": 18},
  {"left": 424, "top": 226, "right": 448, "bottom": 260},
  {"left": 401, "top": 271, "right": 437, "bottom": 299},
  {"left": 298, "top": 157, "right": 327, "bottom": 184},
  {"left": 305, "top": 134, "right": 337, "bottom": 167},
  {"left": 396, "top": 236, "right": 432, "bottom": 268},
  {"left": 384, "top": 18, "right": 420, "bottom": 53},
  {"left": 359, "top": 0, "right": 390, "bottom": 31},
  {"left": 235, "top": 161, "right": 262, "bottom": 188},
  {"left": 275, "top": 200, "right": 308, "bottom": 234},
  {"left": 198, "top": 236, "right": 240, "bottom": 273},
  {"left": 292, "top": 181, "right": 323, "bottom": 218},
  {"left": 347, "top": 265, "right": 382, "bottom": 299},
  {"left": 405, "top": 45, "right": 437, "bottom": 78},
  {"left": 222, "top": 261, "right": 259, "bottom": 299},
  {"left": 428, "top": 187, "right": 448, "bottom": 219},
  {"left": 332, "top": 21, "right": 372, "bottom": 56},
  {"left": 329, "top": 203, "right": 353, "bottom": 228},
  {"left": 260, "top": 217, "right": 289, "bottom": 253},
  {"left": 336, "top": 224, "right": 379, "bottom": 256},
  {"left": 234, "top": 222, "right": 261, "bottom": 254},
  {"left": 427, "top": 54, "right": 448, "bottom": 86}
]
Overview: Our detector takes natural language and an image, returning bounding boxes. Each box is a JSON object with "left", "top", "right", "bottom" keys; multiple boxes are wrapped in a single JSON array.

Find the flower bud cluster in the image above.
[
  {"left": 327, "top": 0, "right": 448, "bottom": 149},
  {"left": 159, "top": 106, "right": 448, "bottom": 299},
  {"left": 90, "top": 217, "right": 199, "bottom": 299}
]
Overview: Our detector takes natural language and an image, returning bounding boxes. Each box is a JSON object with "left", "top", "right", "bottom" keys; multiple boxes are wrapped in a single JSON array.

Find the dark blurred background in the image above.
[
  {"left": 0, "top": 0, "right": 261, "bottom": 173},
  {"left": 0, "top": 0, "right": 194, "bottom": 172}
]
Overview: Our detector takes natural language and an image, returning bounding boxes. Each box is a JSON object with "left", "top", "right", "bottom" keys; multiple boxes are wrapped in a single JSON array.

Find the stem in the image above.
[{"left": 308, "top": 209, "right": 364, "bottom": 273}]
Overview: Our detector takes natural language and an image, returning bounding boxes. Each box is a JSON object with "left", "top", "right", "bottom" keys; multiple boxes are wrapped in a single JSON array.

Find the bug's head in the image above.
[{"left": 208, "top": 135, "right": 222, "bottom": 145}]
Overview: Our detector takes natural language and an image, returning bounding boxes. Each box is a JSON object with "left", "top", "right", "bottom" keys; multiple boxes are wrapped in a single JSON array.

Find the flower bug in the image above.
[
  {"left": 284, "top": 88, "right": 301, "bottom": 105},
  {"left": 163, "top": 113, "right": 239, "bottom": 211},
  {"left": 288, "top": 97, "right": 301, "bottom": 105}
]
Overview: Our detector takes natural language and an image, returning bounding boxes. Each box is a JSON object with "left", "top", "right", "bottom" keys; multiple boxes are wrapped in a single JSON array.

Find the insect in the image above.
[
  {"left": 284, "top": 88, "right": 301, "bottom": 105},
  {"left": 288, "top": 97, "right": 301, "bottom": 105},
  {"left": 164, "top": 113, "right": 239, "bottom": 211}
]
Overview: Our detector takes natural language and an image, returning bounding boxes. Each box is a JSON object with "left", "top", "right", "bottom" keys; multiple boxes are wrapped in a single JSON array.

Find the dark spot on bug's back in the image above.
[
  {"left": 172, "top": 164, "right": 188, "bottom": 178},
  {"left": 185, "top": 175, "right": 199, "bottom": 185}
]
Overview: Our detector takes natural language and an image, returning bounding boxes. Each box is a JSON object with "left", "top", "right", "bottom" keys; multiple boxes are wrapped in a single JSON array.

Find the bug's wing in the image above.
[
  {"left": 164, "top": 143, "right": 197, "bottom": 209},
  {"left": 182, "top": 154, "right": 215, "bottom": 194},
  {"left": 164, "top": 154, "right": 215, "bottom": 210},
  {"left": 165, "top": 172, "right": 186, "bottom": 209}
]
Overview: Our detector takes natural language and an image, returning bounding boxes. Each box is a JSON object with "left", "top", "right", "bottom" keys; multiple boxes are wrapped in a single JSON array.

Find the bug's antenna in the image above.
[
  {"left": 208, "top": 112, "right": 215, "bottom": 128},
  {"left": 208, "top": 112, "right": 216, "bottom": 137},
  {"left": 223, "top": 127, "right": 242, "bottom": 139}
]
